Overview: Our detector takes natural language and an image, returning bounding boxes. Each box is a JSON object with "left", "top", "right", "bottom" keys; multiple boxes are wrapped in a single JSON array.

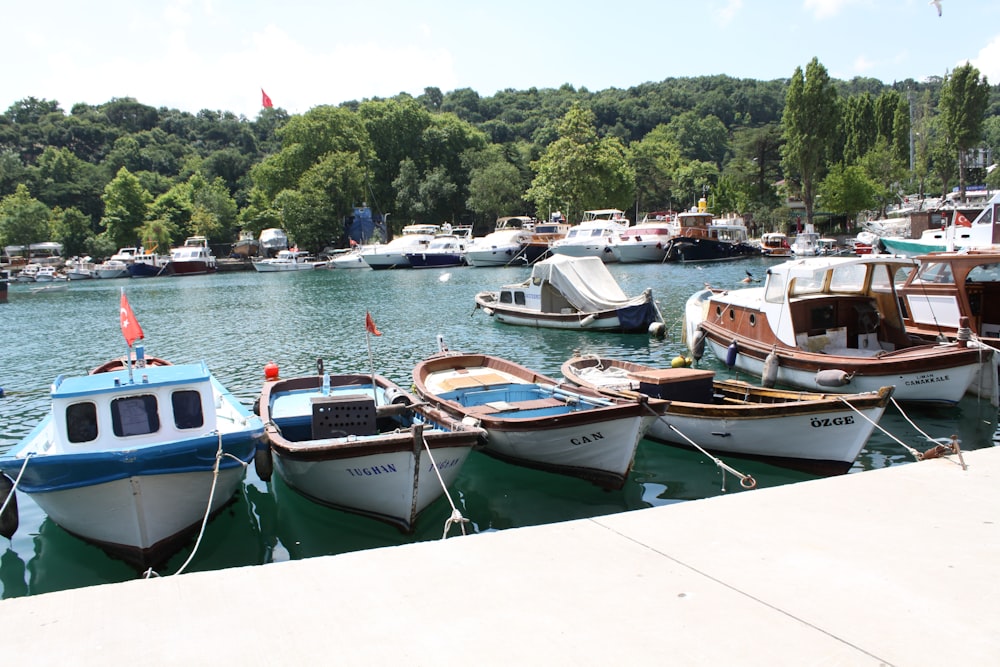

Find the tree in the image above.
[
  {"left": 101, "top": 167, "right": 152, "bottom": 248},
  {"left": 781, "top": 58, "right": 839, "bottom": 227},
  {"left": 526, "top": 103, "right": 635, "bottom": 222},
  {"left": 0, "top": 184, "right": 51, "bottom": 251},
  {"left": 629, "top": 125, "right": 682, "bottom": 212},
  {"left": 817, "top": 164, "right": 876, "bottom": 231},
  {"left": 49, "top": 206, "right": 93, "bottom": 257},
  {"left": 939, "top": 63, "right": 991, "bottom": 200}
]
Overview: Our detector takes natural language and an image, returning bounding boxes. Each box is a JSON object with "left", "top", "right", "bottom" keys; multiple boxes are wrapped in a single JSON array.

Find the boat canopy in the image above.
[{"left": 528, "top": 255, "right": 647, "bottom": 311}]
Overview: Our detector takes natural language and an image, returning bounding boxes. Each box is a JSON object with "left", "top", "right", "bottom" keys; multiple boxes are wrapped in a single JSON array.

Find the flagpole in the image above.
[
  {"left": 365, "top": 330, "right": 378, "bottom": 406},
  {"left": 122, "top": 288, "right": 135, "bottom": 385}
]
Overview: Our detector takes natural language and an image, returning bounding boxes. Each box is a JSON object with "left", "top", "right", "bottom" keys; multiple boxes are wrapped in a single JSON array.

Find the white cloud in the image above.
[
  {"left": 715, "top": 0, "right": 744, "bottom": 26},
  {"left": 970, "top": 33, "right": 1000, "bottom": 82},
  {"left": 803, "top": 0, "right": 862, "bottom": 20}
]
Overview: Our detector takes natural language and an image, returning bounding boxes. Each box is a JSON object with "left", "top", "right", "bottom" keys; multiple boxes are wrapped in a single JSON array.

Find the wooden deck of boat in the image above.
[{"left": 3, "top": 447, "right": 998, "bottom": 665}]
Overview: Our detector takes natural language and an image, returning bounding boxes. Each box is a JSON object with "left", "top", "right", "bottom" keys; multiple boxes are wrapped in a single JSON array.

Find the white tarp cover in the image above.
[{"left": 529, "top": 255, "right": 648, "bottom": 311}]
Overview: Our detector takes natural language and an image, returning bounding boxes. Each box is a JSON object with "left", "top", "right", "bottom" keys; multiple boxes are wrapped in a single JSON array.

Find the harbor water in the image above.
[{"left": 1, "top": 257, "right": 997, "bottom": 597}]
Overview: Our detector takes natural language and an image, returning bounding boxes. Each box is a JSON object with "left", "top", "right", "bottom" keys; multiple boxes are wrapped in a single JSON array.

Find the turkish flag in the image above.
[
  {"left": 365, "top": 311, "right": 382, "bottom": 336},
  {"left": 120, "top": 290, "right": 144, "bottom": 347},
  {"left": 261, "top": 89, "right": 273, "bottom": 108},
  {"left": 955, "top": 212, "right": 972, "bottom": 227}
]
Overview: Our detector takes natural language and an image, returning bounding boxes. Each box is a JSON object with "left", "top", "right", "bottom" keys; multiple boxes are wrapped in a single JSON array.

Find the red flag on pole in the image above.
[
  {"left": 365, "top": 311, "right": 382, "bottom": 336},
  {"left": 120, "top": 290, "right": 144, "bottom": 347},
  {"left": 261, "top": 89, "right": 273, "bottom": 108},
  {"left": 955, "top": 212, "right": 972, "bottom": 227}
]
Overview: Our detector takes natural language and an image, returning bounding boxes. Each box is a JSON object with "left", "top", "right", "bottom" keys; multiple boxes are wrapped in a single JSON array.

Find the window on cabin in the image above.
[
  {"left": 514, "top": 292, "right": 526, "bottom": 306},
  {"left": 111, "top": 394, "right": 160, "bottom": 437},
  {"left": 172, "top": 390, "right": 204, "bottom": 429},
  {"left": 914, "top": 262, "right": 954, "bottom": 284},
  {"left": 828, "top": 264, "right": 867, "bottom": 292},
  {"left": 500, "top": 290, "right": 512, "bottom": 304},
  {"left": 66, "top": 402, "right": 98, "bottom": 443}
]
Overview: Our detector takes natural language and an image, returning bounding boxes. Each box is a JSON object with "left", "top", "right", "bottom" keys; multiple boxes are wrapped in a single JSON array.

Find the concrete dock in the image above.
[{"left": 2, "top": 447, "right": 998, "bottom": 666}]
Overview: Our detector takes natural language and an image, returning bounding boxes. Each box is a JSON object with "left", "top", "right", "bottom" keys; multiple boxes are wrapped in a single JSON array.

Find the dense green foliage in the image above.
[{"left": 1, "top": 66, "right": 997, "bottom": 258}]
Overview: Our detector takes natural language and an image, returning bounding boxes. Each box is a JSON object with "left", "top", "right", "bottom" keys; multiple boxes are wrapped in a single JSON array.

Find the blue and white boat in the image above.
[{"left": 0, "top": 295, "right": 265, "bottom": 568}]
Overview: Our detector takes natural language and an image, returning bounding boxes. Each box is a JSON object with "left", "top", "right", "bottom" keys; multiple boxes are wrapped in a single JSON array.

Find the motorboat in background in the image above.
[
  {"left": 549, "top": 209, "right": 629, "bottom": 263},
  {"left": 166, "top": 236, "right": 217, "bottom": 276},
  {"left": 880, "top": 192, "right": 1000, "bottom": 256},
  {"left": 257, "top": 364, "right": 483, "bottom": 532},
  {"left": 253, "top": 249, "right": 325, "bottom": 272},
  {"left": 790, "top": 229, "right": 820, "bottom": 256},
  {"left": 519, "top": 212, "right": 571, "bottom": 264},
  {"left": 361, "top": 223, "right": 439, "bottom": 270},
  {"left": 411, "top": 350, "right": 669, "bottom": 490},
  {"left": 662, "top": 202, "right": 758, "bottom": 263},
  {"left": 465, "top": 216, "right": 534, "bottom": 267},
  {"left": 327, "top": 247, "right": 369, "bottom": 269},
  {"left": 230, "top": 230, "right": 260, "bottom": 258},
  {"left": 127, "top": 247, "right": 169, "bottom": 278},
  {"left": 474, "top": 254, "right": 663, "bottom": 333},
  {"left": 759, "top": 232, "right": 791, "bottom": 257},
  {"left": 259, "top": 228, "right": 289, "bottom": 258},
  {"left": 64, "top": 257, "right": 96, "bottom": 280},
  {"left": 560, "top": 355, "right": 893, "bottom": 475},
  {"left": 94, "top": 259, "right": 130, "bottom": 279},
  {"left": 405, "top": 225, "right": 473, "bottom": 269},
  {"left": 612, "top": 212, "right": 675, "bottom": 263},
  {"left": 684, "top": 255, "right": 998, "bottom": 405}
]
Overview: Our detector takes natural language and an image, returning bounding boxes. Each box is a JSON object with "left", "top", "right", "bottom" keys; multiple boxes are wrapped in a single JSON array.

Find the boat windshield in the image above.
[{"left": 913, "top": 262, "right": 955, "bottom": 285}]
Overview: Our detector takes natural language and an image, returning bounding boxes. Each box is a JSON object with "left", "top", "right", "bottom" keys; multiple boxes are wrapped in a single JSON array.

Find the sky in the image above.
[{"left": 4, "top": 0, "right": 1000, "bottom": 119}]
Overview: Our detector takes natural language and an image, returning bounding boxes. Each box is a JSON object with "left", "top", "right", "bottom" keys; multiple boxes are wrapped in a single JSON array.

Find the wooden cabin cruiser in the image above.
[
  {"left": 759, "top": 232, "right": 791, "bottom": 257},
  {"left": 683, "top": 255, "right": 998, "bottom": 405},
  {"left": 474, "top": 254, "right": 662, "bottom": 333},
  {"left": 663, "top": 202, "right": 758, "bottom": 263}
]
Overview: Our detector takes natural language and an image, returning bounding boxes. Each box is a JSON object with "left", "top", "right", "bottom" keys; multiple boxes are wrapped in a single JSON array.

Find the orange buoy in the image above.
[{"left": 264, "top": 361, "right": 279, "bottom": 381}]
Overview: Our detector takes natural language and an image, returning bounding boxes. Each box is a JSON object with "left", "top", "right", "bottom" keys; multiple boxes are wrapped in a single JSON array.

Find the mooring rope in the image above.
[
  {"left": 144, "top": 430, "right": 246, "bottom": 578},
  {"left": 638, "top": 402, "right": 756, "bottom": 491},
  {"left": 0, "top": 453, "right": 32, "bottom": 518},
  {"left": 834, "top": 395, "right": 965, "bottom": 465},
  {"left": 419, "top": 433, "right": 469, "bottom": 539}
]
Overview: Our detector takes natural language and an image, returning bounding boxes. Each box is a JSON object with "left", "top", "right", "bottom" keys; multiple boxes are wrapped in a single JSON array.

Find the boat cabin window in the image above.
[
  {"left": 789, "top": 270, "right": 825, "bottom": 296},
  {"left": 968, "top": 264, "right": 1000, "bottom": 283},
  {"left": 171, "top": 390, "right": 205, "bottom": 429},
  {"left": 111, "top": 394, "right": 160, "bottom": 437},
  {"left": 66, "top": 402, "right": 98, "bottom": 443},
  {"left": 913, "top": 262, "right": 955, "bottom": 284},
  {"left": 869, "top": 264, "right": 902, "bottom": 291},
  {"left": 828, "top": 264, "right": 867, "bottom": 293},
  {"left": 764, "top": 270, "right": 785, "bottom": 303},
  {"left": 500, "top": 290, "right": 512, "bottom": 304}
]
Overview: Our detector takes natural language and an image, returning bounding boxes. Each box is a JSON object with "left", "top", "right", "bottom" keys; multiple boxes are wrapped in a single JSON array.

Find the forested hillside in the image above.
[{"left": 1, "top": 62, "right": 997, "bottom": 258}]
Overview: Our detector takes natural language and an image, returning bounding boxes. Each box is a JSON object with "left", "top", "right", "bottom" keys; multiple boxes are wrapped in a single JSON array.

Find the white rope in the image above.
[
  {"left": 419, "top": 433, "right": 469, "bottom": 539},
  {"left": 0, "top": 453, "right": 33, "bottom": 518},
  {"left": 835, "top": 396, "right": 923, "bottom": 461},
  {"left": 636, "top": 402, "right": 755, "bottom": 490},
  {"left": 158, "top": 430, "right": 245, "bottom": 577}
]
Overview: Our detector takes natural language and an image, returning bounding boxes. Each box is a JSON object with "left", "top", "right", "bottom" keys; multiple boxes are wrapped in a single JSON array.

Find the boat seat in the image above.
[{"left": 311, "top": 394, "right": 377, "bottom": 438}]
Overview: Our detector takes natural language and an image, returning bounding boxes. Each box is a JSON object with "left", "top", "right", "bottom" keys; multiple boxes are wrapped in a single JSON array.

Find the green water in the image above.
[{"left": 1, "top": 259, "right": 996, "bottom": 597}]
